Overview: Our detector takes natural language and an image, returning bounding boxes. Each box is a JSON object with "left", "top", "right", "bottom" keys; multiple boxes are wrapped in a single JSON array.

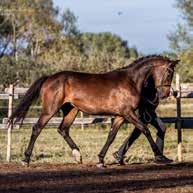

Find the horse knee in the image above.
[
  {"left": 157, "top": 130, "right": 165, "bottom": 140},
  {"left": 108, "top": 127, "right": 119, "bottom": 141},
  {"left": 156, "top": 118, "right": 167, "bottom": 132},
  {"left": 58, "top": 128, "right": 69, "bottom": 139},
  {"left": 156, "top": 122, "right": 166, "bottom": 140},
  {"left": 160, "top": 125, "right": 166, "bottom": 133},
  {"left": 136, "top": 124, "right": 150, "bottom": 136},
  {"left": 143, "top": 128, "right": 151, "bottom": 136}
]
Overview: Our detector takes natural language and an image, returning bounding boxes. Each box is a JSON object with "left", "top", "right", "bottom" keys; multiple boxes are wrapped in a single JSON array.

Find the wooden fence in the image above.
[{"left": 1, "top": 74, "right": 193, "bottom": 162}]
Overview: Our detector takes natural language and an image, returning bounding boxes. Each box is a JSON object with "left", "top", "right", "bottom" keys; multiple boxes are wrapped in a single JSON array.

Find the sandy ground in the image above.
[{"left": 0, "top": 162, "right": 193, "bottom": 193}]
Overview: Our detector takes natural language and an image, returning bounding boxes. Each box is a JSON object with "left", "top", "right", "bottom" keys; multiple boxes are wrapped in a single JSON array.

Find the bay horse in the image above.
[
  {"left": 97, "top": 56, "right": 179, "bottom": 167},
  {"left": 8, "top": 55, "right": 178, "bottom": 167}
]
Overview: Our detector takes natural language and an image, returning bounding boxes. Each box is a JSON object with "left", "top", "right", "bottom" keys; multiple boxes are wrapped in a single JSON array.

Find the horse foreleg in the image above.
[
  {"left": 113, "top": 127, "right": 142, "bottom": 165},
  {"left": 125, "top": 110, "right": 172, "bottom": 164},
  {"left": 151, "top": 117, "right": 166, "bottom": 153},
  {"left": 114, "top": 110, "right": 154, "bottom": 164},
  {"left": 97, "top": 116, "right": 124, "bottom": 168}
]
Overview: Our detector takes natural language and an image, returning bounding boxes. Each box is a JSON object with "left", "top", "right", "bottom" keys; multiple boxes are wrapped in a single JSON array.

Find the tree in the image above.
[
  {"left": 0, "top": 1, "right": 139, "bottom": 86},
  {"left": 61, "top": 8, "right": 80, "bottom": 37},
  {"left": 168, "top": 0, "right": 193, "bottom": 52},
  {"left": 168, "top": 0, "right": 193, "bottom": 81},
  {"left": 78, "top": 32, "right": 135, "bottom": 72},
  {"left": 0, "top": 0, "right": 78, "bottom": 85},
  {"left": 177, "top": 49, "right": 193, "bottom": 82},
  {"left": 0, "top": 15, "right": 12, "bottom": 58},
  {"left": 36, "top": 32, "right": 139, "bottom": 73},
  {"left": 0, "top": 0, "right": 63, "bottom": 59}
]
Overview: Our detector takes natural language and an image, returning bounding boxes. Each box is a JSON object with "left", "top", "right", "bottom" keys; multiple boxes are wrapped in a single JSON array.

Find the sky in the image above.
[{"left": 53, "top": 0, "right": 180, "bottom": 54}]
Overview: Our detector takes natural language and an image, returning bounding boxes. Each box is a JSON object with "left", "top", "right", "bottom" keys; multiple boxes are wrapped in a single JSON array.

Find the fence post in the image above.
[
  {"left": 6, "top": 84, "right": 14, "bottom": 162},
  {"left": 176, "top": 74, "right": 182, "bottom": 162},
  {"left": 80, "top": 112, "right": 84, "bottom": 130}
]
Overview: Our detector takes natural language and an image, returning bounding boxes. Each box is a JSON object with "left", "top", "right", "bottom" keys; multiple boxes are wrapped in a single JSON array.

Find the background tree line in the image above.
[
  {"left": 0, "top": 0, "right": 138, "bottom": 87},
  {"left": 1, "top": 0, "right": 193, "bottom": 87},
  {"left": 168, "top": 0, "right": 193, "bottom": 82}
]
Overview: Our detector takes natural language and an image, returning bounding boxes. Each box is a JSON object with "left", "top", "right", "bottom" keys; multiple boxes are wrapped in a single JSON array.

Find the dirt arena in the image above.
[{"left": 0, "top": 162, "right": 193, "bottom": 193}]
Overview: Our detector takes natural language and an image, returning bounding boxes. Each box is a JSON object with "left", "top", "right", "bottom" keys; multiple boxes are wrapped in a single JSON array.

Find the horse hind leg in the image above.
[
  {"left": 22, "top": 111, "right": 56, "bottom": 166},
  {"left": 22, "top": 91, "right": 62, "bottom": 166},
  {"left": 57, "top": 103, "right": 81, "bottom": 163}
]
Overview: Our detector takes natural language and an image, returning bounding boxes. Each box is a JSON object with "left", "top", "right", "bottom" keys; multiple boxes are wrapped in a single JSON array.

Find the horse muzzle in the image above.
[{"left": 157, "top": 87, "right": 170, "bottom": 99}]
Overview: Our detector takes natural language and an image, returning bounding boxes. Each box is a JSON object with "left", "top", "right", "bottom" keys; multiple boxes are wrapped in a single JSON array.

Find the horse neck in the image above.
[{"left": 131, "top": 64, "right": 153, "bottom": 93}]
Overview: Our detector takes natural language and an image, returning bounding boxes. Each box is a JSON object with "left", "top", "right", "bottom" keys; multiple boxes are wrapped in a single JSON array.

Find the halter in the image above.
[
  {"left": 154, "top": 65, "right": 175, "bottom": 98},
  {"left": 155, "top": 65, "right": 174, "bottom": 88}
]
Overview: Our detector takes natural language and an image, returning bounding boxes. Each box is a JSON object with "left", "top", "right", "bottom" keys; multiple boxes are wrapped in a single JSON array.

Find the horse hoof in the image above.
[
  {"left": 72, "top": 149, "right": 82, "bottom": 164},
  {"left": 96, "top": 163, "right": 106, "bottom": 169},
  {"left": 154, "top": 155, "right": 173, "bottom": 165},
  {"left": 113, "top": 152, "right": 125, "bottom": 165},
  {"left": 20, "top": 160, "right": 29, "bottom": 167}
]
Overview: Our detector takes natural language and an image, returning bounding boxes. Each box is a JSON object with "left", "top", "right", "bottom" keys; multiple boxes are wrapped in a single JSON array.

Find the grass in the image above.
[
  {"left": 1, "top": 123, "right": 193, "bottom": 164},
  {"left": 1, "top": 94, "right": 193, "bottom": 164},
  {"left": 1, "top": 98, "right": 193, "bottom": 164}
]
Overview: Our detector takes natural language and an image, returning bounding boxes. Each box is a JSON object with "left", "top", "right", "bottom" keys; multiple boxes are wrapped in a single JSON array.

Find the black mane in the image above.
[{"left": 119, "top": 55, "right": 172, "bottom": 71}]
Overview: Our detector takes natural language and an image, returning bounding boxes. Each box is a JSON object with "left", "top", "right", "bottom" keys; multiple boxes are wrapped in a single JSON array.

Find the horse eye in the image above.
[{"left": 167, "top": 73, "right": 172, "bottom": 80}]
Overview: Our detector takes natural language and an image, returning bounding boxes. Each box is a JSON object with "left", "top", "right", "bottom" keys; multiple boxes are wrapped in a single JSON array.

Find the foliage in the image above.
[
  {"left": 168, "top": 0, "right": 193, "bottom": 81},
  {"left": 0, "top": 0, "right": 139, "bottom": 87},
  {"left": 0, "top": 15, "right": 12, "bottom": 58},
  {"left": 62, "top": 8, "right": 80, "bottom": 37},
  {"left": 38, "top": 32, "right": 138, "bottom": 73},
  {"left": 178, "top": 49, "right": 193, "bottom": 82},
  {"left": 79, "top": 32, "right": 130, "bottom": 72},
  {"left": 168, "top": 0, "right": 193, "bottom": 52}
]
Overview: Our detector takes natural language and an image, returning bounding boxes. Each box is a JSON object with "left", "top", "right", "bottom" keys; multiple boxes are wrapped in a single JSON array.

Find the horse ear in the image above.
[
  {"left": 171, "top": 59, "right": 180, "bottom": 67},
  {"left": 174, "top": 59, "right": 180, "bottom": 65}
]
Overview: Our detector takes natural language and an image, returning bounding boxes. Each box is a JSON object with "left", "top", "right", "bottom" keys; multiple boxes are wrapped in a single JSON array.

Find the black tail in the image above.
[{"left": 8, "top": 76, "right": 49, "bottom": 125}]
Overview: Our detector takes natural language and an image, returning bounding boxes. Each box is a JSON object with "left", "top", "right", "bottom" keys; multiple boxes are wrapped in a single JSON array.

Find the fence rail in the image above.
[
  {"left": 2, "top": 117, "right": 193, "bottom": 128},
  {"left": 2, "top": 117, "right": 113, "bottom": 127}
]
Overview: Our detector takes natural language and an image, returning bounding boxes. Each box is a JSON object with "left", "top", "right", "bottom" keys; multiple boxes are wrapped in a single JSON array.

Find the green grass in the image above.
[{"left": 1, "top": 124, "right": 193, "bottom": 164}]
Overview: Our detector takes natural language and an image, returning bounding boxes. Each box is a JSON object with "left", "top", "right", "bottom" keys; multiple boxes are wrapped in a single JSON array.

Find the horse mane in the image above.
[{"left": 119, "top": 55, "right": 172, "bottom": 71}]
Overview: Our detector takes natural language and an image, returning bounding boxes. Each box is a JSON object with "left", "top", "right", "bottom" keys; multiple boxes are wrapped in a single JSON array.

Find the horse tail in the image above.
[{"left": 8, "top": 76, "right": 49, "bottom": 125}]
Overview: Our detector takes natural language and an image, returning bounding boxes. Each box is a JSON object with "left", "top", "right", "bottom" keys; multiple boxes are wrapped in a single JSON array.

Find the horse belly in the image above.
[
  {"left": 69, "top": 88, "right": 131, "bottom": 115},
  {"left": 74, "top": 98, "right": 118, "bottom": 114}
]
